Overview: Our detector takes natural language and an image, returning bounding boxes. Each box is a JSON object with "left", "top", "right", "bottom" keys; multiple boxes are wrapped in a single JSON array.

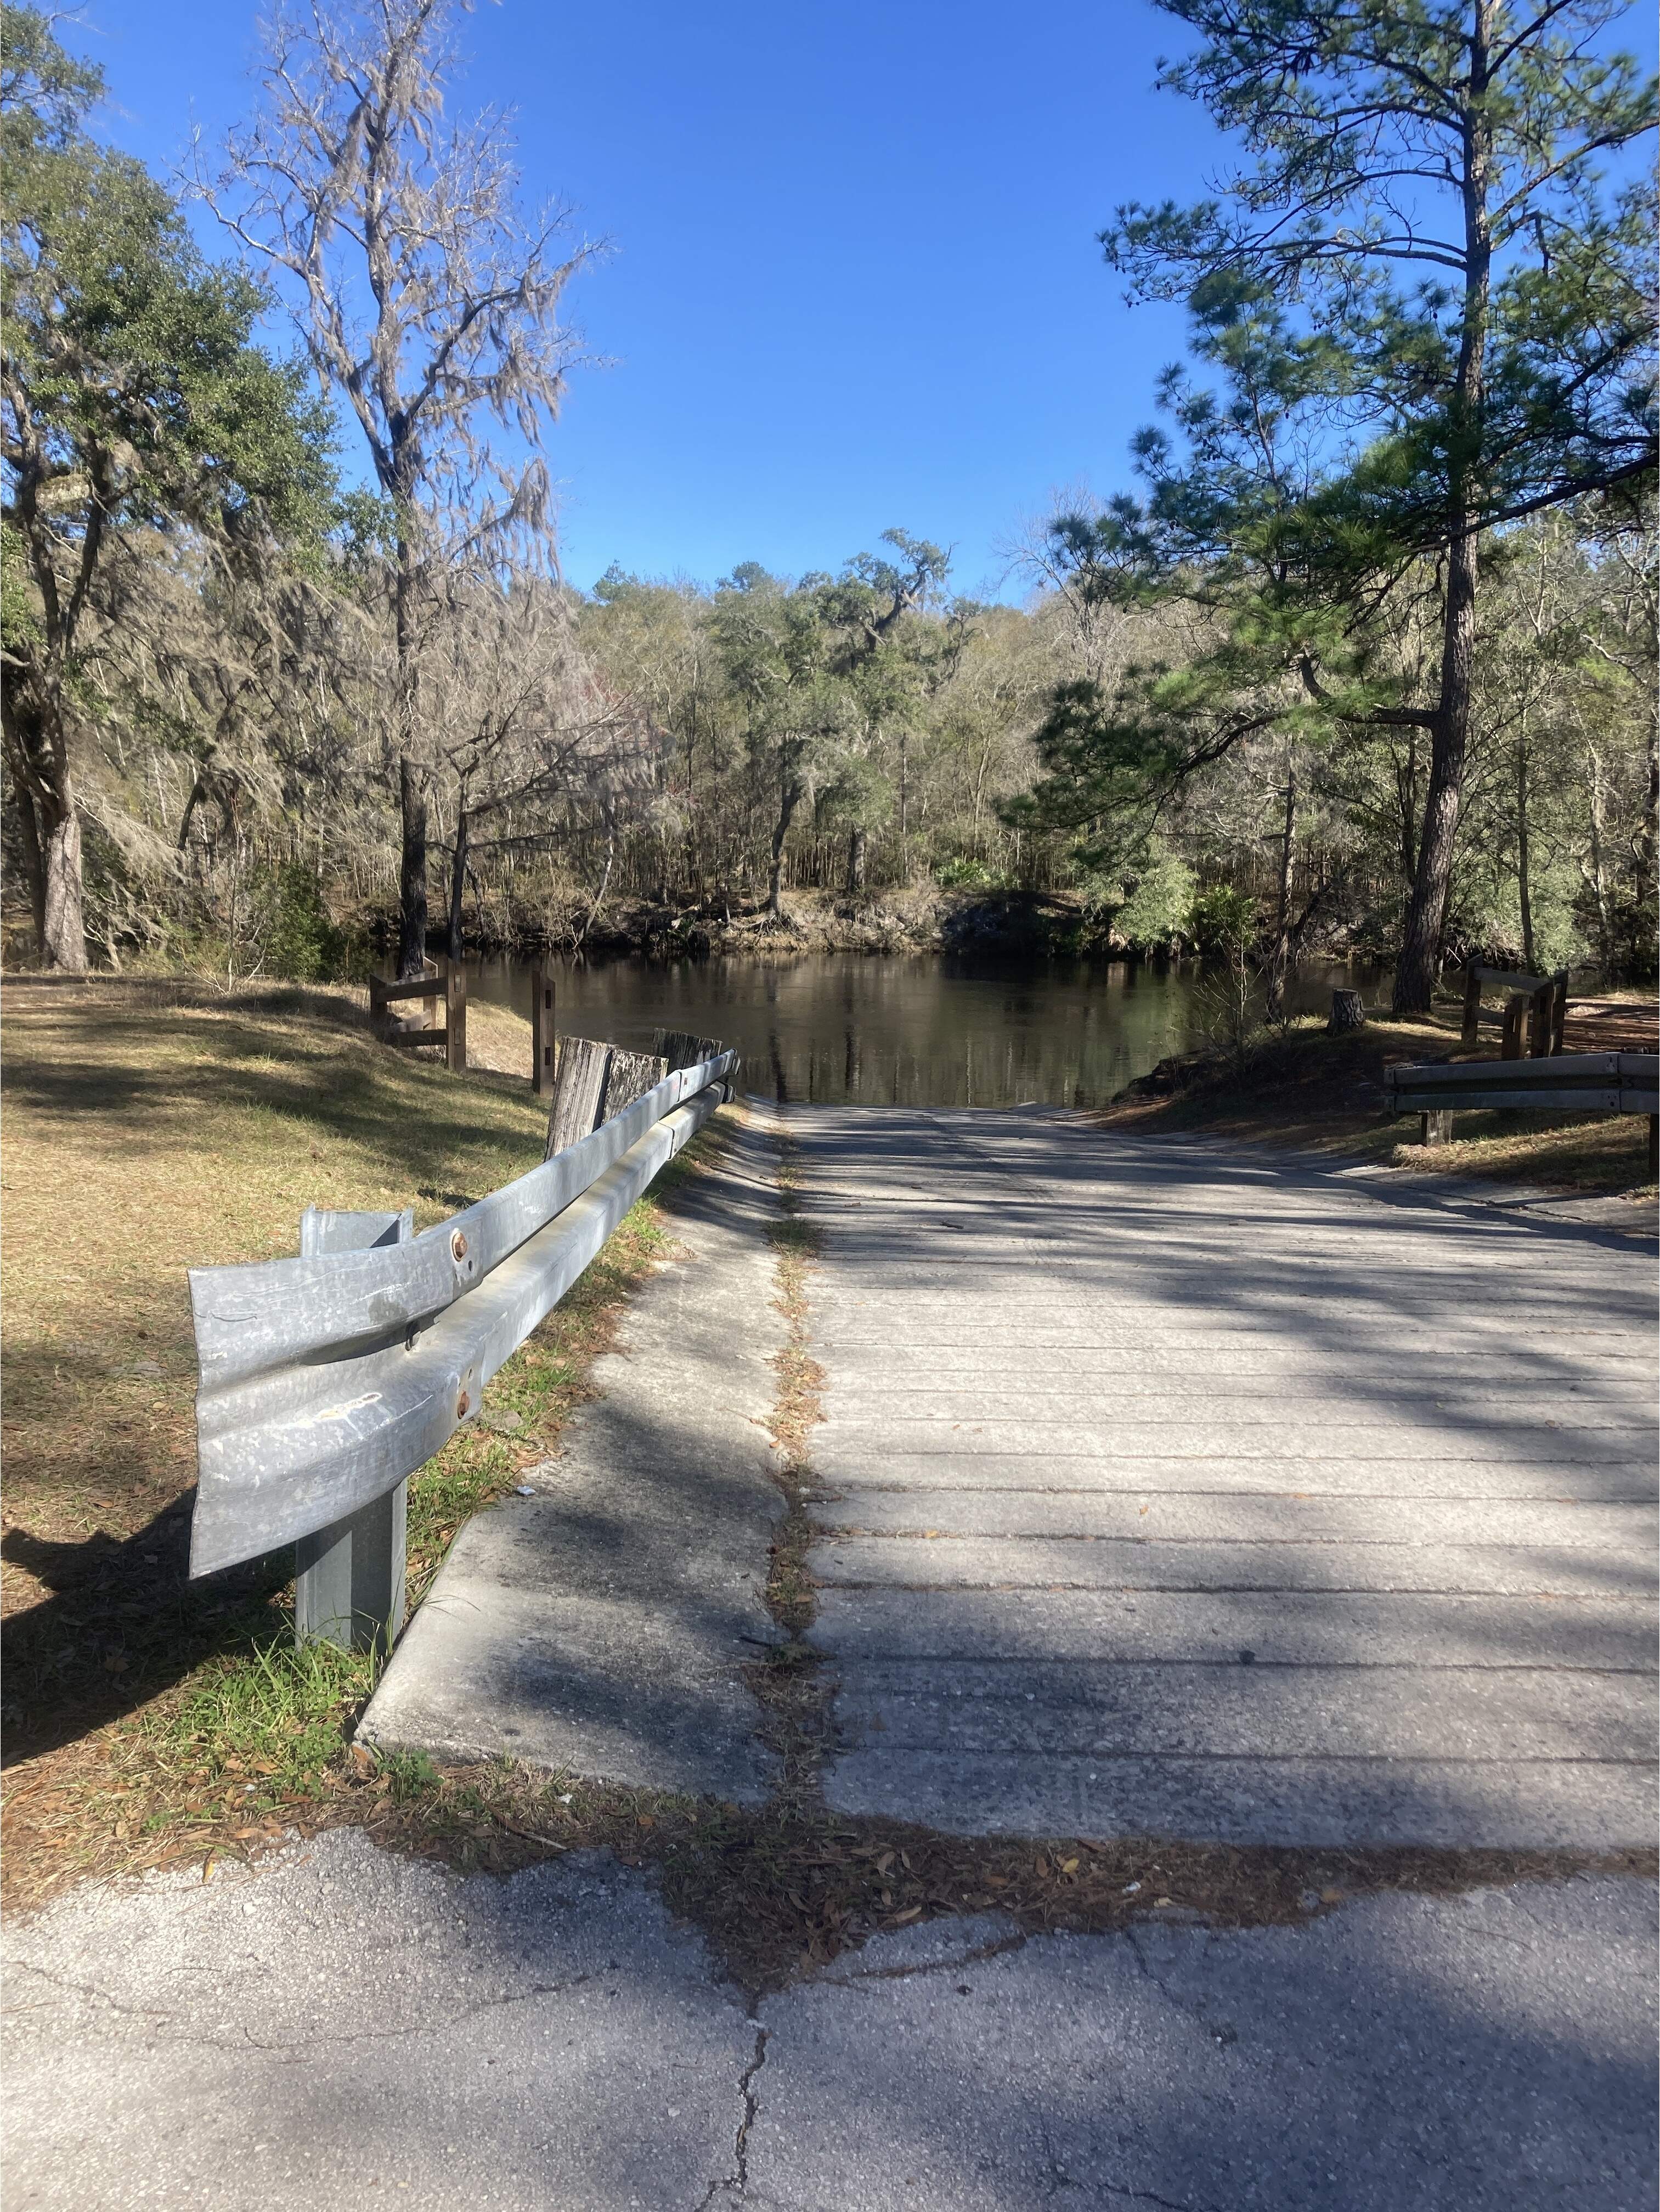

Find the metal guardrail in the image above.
[
  {"left": 187, "top": 1049, "right": 737, "bottom": 1645},
  {"left": 1385, "top": 1051, "right": 1659, "bottom": 1158}
]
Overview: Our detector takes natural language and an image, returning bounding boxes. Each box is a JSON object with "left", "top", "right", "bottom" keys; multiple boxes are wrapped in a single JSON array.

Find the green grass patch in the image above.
[{"left": 141, "top": 1630, "right": 377, "bottom": 1809}]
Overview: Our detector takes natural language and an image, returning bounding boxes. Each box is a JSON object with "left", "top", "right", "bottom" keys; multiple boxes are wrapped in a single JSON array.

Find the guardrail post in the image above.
[
  {"left": 445, "top": 960, "right": 467, "bottom": 1073},
  {"left": 1461, "top": 966, "right": 1481, "bottom": 1048},
  {"left": 532, "top": 962, "right": 556, "bottom": 1098},
  {"left": 1420, "top": 1110, "right": 1454, "bottom": 1147},
  {"left": 292, "top": 1206, "right": 415, "bottom": 1656},
  {"left": 1528, "top": 979, "right": 1554, "bottom": 1060}
]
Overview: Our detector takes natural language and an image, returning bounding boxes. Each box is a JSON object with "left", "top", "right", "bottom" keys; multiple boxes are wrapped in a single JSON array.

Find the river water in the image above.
[{"left": 465, "top": 952, "right": 1382, "bottom": 1109}]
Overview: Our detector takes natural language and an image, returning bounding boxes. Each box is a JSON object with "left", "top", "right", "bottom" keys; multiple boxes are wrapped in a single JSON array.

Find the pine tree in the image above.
[{"left": 1053, "top": 0, "right": 1657, "bottom": 1009}]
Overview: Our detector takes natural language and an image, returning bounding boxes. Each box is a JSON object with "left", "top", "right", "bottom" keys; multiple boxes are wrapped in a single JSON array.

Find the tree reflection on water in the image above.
[{"left": 466, "top": 952, "right": 1381, "bottom": 1110}]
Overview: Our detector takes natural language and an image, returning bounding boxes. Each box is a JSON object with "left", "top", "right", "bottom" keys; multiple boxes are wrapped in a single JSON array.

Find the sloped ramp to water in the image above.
[{"left": 791, "top": 1108, "right": 1658, "bottom": 1848}]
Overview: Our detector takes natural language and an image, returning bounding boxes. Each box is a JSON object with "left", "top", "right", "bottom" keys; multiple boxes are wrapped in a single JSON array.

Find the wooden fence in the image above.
[
  {"left": 369, "top": 961, "right": 467, "bottom": 1073},
  {"left": 1461, "top": 964, "right": 1569, "bottom": 1060}
]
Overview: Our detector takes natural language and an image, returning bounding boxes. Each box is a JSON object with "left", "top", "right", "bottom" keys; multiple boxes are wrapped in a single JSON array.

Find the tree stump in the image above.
[{"left": 1328, "top": 989, "right": 1366, "bottom": 1034}]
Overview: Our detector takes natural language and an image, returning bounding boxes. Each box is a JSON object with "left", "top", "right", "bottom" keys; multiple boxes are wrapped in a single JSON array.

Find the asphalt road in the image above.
[{"left": 4, "top": 1830, "right": 1653, "bottom": 2211}]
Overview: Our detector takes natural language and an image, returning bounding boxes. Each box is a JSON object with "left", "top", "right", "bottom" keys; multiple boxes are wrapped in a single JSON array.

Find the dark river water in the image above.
[{"left": 465, "top": 953, "right": 1383, "bottom": 1110}]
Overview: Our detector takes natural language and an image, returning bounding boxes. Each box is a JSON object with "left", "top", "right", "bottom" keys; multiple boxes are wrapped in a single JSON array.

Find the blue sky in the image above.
[{"left": 68, "top": 0, "right": 1658, "bottom": 601}]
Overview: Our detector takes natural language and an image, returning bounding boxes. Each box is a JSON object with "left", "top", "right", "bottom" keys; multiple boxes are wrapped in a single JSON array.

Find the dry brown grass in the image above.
[
  {"left": 0, "top": 979, "right": 711, "bottom": 1904},
  {"left": 462, "top": 994, "right": 539, "bottom": 1079},
  {"left": 1, "top": 979, "right": 545, "bottom": 1564},
  {"left": 1095, "top": 1007, "right": 1657, "bottom": 1201}
]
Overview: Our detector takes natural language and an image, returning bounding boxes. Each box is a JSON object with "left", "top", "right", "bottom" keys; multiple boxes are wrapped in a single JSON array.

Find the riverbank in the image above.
[
  {"left": 1095, "top": 1006, "right": 1659, "bottom": 1200},
  {"left": 565, "top": 883, "right": 1103, "bottom": 960}
]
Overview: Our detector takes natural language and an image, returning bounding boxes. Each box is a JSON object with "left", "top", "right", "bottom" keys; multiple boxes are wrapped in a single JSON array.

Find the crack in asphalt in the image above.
[
  {"left": 1121, "top": 1926, "right": 1222, "bottom": 2036},
  {"left": 733, "top": 2027, "right": 768, "bottom": 2190},
  {"left": 696, "top": 2027, "right": 771, "bottom": 2205},
  {"left": 3, "top": 1954, "right": 599, "bottom": 2054}
]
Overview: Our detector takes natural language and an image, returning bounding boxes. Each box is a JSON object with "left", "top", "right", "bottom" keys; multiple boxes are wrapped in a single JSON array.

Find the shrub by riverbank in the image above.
[{"left": 1096, "top": 1004, "right": 1658, "bottom": 1200}]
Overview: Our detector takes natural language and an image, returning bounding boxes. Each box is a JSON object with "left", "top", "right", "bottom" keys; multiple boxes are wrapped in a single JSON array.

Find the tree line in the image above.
[{"left": 4, "top": 1, "right": 1655, "bottom": 998}]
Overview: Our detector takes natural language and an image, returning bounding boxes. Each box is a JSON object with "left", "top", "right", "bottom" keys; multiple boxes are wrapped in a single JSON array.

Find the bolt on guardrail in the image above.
[{"left": 186, "top": 1049, "right": 737, "bottom": 1651}]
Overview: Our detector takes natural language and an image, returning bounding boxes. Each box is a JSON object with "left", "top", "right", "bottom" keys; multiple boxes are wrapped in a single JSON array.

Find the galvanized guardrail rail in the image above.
[
  {"left": 1385, "top": 1050, "right": 1659, "bottom": 1167},
  {"left": 187, "top": 1048, "right": 737, "bottom": 1650}
]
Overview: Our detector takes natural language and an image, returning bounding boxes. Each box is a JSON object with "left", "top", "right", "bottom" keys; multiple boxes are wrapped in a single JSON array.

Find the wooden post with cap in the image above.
[{"left": 532, "top": 962, "right": 557, "bottom": 1098}]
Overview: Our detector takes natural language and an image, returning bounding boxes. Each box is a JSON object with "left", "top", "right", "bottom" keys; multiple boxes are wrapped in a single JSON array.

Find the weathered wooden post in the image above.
[
  {"left": 602, "top": 1047, "right": 673, "bottom": 1116},
  {"left": 532, "top": 963, "right": 556, "bottom": 1098},
  {"left": 1461, "top": 965, "right": 1482, "bottom": 1047},
  {"left": 1500, "top": 993, "right": 1529, "bottom": 1060},
  {"left": 1421, "top": 1110, "right": 1454, "bottom": 1147},
  {"left": 1328, "top": 989, "right": 1365, "bottom": 1034},
  {"left": 543, "top": 1035, "right": 711, "bottom": 1155},
  {"left": 292, "top": 1206, "right": 414, "bottom": 1655},
  {"left": 444, "top": 960, "right": 467, "bottom": 1073},
  {"left": 545, "top": 1036, "right": 612, "bottom": 1157},
  {"left": 1528, "top": 978, "right": 1554, "bottom": 1061},
  {"left": 1550, "top": 969, "right": 1569, "bottom": 1056}
]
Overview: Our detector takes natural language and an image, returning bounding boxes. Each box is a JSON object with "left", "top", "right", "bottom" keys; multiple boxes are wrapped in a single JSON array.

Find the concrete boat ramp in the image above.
[
  {"left": 792, "top": 1107, "right": 1656, "bottom": 1849},
  {"left": 367, "top": 1102, "right": 1656, "bottom": 1855},
  {"left": 9, "top": 1107, "right": 1656, "bottom": 2211}
]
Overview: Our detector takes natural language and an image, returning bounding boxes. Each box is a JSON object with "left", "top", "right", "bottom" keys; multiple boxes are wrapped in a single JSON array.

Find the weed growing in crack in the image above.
[{"left": 748, "top": 1120, "right": 833, "bottom": 1810}]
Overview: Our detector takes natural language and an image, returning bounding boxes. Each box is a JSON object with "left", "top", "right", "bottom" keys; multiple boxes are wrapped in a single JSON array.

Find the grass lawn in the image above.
[{"left": 1093, "top": 1005, "right": 1658, "bottom": 1204}]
